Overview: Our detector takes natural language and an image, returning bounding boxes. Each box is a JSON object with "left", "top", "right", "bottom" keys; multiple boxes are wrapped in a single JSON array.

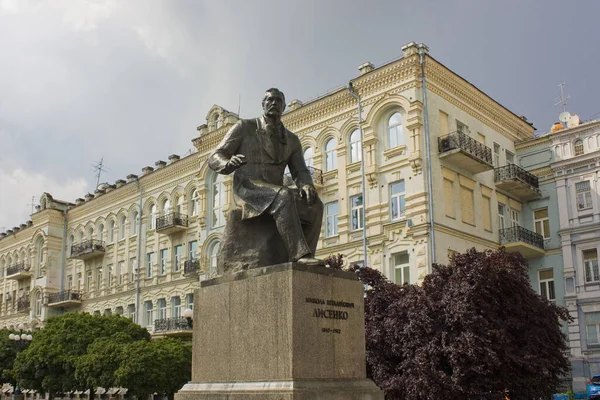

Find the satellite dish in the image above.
[{"left": 559, "top": 111, "right": 571, "bottom": 124}]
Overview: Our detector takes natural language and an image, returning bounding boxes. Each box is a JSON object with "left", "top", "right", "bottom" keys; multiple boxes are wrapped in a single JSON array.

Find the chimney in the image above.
[
  {"left": 142, "top": 166, "right": 154, "bottom": 175},
  {"left": 358, "top": 62, "right": 374, "bottom": 75},
  {"left": 196, "top": 124, "right": 208, "bottom": 137},
  {"left": 168, "top": 154, "right": 180, "bottom": 164},
  {"left": 94, "top": 189, "right": 105, "bottom": 198},
  {"left": 0, "top": 233, "right": 6, "bottom": 238},
  {"left": 401, "top": 42, "right": 429, "bottom": 58},
  {"left": 155, "top": 160, "right": 167, "bottom": 169},
  {"left": 115, "top": 179, "right": 126, "bottom": 188},
  {"left": 84, "top": 193, "right": 94, "bottom": 201},
  {"left": 20, "top": 223, "right": 27, "bottom": 230},
  {"left": 26, "top": 221, "right": 33, "bottom": 227},
  {"left": 288, "top": 99, "right": 303, "bottom": 111},
  {"left": 75, "top": 198, "right": 85, "bottom": 206},
  {"left": 127, "top": 174, "right": 139, "bottom": 183}
]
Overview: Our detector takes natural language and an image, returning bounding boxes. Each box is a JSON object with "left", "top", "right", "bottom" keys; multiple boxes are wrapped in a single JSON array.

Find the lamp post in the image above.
[
  {"left": 8, "top": 324, "right": 32, "bottom": 398},
  {"left": 182, "top": 308, "right": 193, "bottom": 328}
]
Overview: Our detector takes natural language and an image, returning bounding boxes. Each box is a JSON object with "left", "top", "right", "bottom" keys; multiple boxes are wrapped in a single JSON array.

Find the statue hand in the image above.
[
  {"left": 300, "top": 185, "right": 317, "bottom": 205},
  {"left": 227, "top": 154, "right": 246, "bottom": 170}
]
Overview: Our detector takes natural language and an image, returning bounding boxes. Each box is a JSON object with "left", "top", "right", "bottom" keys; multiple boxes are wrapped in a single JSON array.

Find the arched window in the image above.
[
  {"left": 211, "top": 174, "right": 226, "bottom": 229},
  {"left": 190, "top": 190, "right": 199, "bottom": 217},
  {"left": 149, "top": 204, "right": 157, "bottom": 230},
  {"left": 325, "top": 139, "right": 337, "bottom": 172},
  {"left": 349, "top": 129, "right": 362, "bottom": 163},
  {"left": 34, "top": 237, "right": 44, "bottom": 277},
  {"left": 118, "top": 215, "right": 126, "bottom": 240},
  {"left": 0, "top": 258, "right": 4, "bottom": 279},
  {"left": 574, "top": 139, "right": 584, "bottom": 156},
  {"left": 97, "top": 224, "right": 104, "bottom": 242},
  {"left": 303, "top": 147, "right": 314, "bottom": 168},
  {"left": 108, "top": 220, "right": 115, "bottom": 243},
  {"left": 77, "top": 231, "right": 83, "bottom": 243},
  {"left": 86, "top": 227, "right": 93, "bottom": 241},
  {"left": 130, "top": 211, "right": 139, "bottom": 236},
  {"left": 388, "top": 112, "right": 403, "bottom": 148},
  {"left": 208, "top": 240, "right": 221, "bottom": 276},
  {"left": 34, "top": 291, "right": 42, "bottom": 317},
  {"left": 162, "top": 199, "right": 170, "bottom": 216},
  {"left": 176, "top": 195, "right": 184, "bottom": 214}
]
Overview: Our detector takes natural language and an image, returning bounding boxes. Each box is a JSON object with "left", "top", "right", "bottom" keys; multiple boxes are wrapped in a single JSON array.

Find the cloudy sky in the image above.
[{"left": 0, "top": 0, "right": 598, "bottom": 230}]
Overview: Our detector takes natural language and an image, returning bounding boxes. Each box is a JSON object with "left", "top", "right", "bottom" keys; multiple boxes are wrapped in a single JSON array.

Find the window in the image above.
[
  {"left": 509, "top": 208, "right": 520, "bottom": 228},
  {"left": 162, "top": 199, "right": 171, "bottom": 216},
  {"left": 146, "top": 252, "right": 155, "bottom": 278},
  {"left": 493, "top": 143, "right": 500, "bottom": 167},
  {"left": 108, "top": 220, "right": 115, "bottom": 243},
  {"left": 534, "top": 208, "right": 550, "bottom": 239},
  {"left": 115, "top": 306, "right": 123, "bottom": 316},
  {"left": 171, "top": 296, "right": 182, "bottom": 318},
  {"left": 127, "top": 304, "right": 136, "bottom": 321},
  {"left": 390, "top": 181, "right": 406, "bottom": 220},
  {"left": 303, "top": 148, "right": 314, "bottom": 168},
  {"left": 96, "top": 267, "right": 103, "bottom": 289},
  {"left": 144, "top": 300, "right": 153, "bottom": 327},
  {"left": 34, "top": 291, "right": 42, "bottom": 317},
  {"left": 131, "top": 211, "right": 139, "bottom": 236},
  {"left": 174, "top": 245, "right": 183, "bottom": 272},
  {"left": 130, "top": 258, "right": 137, "bottom": 283},
  {"left": 476, "top": 132, "right": 485, "bottom": 144},
  {"left": 117, "top": 261, "right": 125, "bottom": 285},
  {"left": 118, "top": 215, "right": 126, "bottom": 240},
  {"left": 388, "top": 113, "right": 403, "bottom": 148},
  {"left": 159, "top": 248, "right": 169, "bottom": 275},
  {"left": 538, "top": 269, "right": 555, "bottom": 301},
  {"left": 97, "top": 224, "right": 104, "bottom": 242},
  {"left": 460, "top": 186, "right": 475, "bottom": 225},
  {"left": 505, "top": 150, "right": 515, "bottom": 165},
  {"left": 482, "top": 195, "right": 492, "bottom": 232},
  {"left": 149, "top": 204, "right": 157, "bottom": 230},
  {"left": 86, "top": 227, "right": 93, "bottom": 241},
  {"left": 176, "top": 195, "right": 184, "bottom": 214},
  {"left": 584, "top": 249, "right": 599, "bottom": 283},
  {"left": 211, "top": 173, "right": 226, "bottom": 228},
  {"left": 498, "top": 204, "right": 506, "bottom": 231},
  {"left": 188, "top": 241, "right": 198, "bottom": 261},
  {"left": 86, "top": 270, "right": 92, "bottom": 292},
  {"left": 574, "top": 139, "right": 584, "bottom": 156},
  {"left": 350, "top": 194, "right": 364, "bottom": 231},
  {"left": 35, "top": 237, "right": 44, "bottom": 277},
  {"left": 107, "top": 264, "right": 113, "bottom": 287},
  {"left": 586, "top": 312, "right": 600, "bottom": 345},
  {"left": 186, "top": 293, "right": 194, "bottom": 310},
  {"left": 325, "top": 139, "right": 337, "bottom": 171},
  {"left": 191, "top": 190, "right": 199, "bottom": 216},
  {"left": 208, "top": 240, "right": 221, "bottom": 275},
  {"left": 392, "top": 252, "right": 410, "bottom": 285},
  {"left": 77, "top": 272, "right": 82, "bottom": 291},
  {"left": 325, "top": 202, "right": 339, "bottom": 237},
  {"left": 157, "top": 298, "right": 167, "bottom": 320},
  {"left": 349, "top": 129, "right": 362, "bottom": 163},
  {"left": 456, "top": 120, "right": 468, "bottom": 135},
  {"left": 576, "top": 181, "right": 593, "bottom": 210},
  {"left": 67, "top": 275, "right": 73, "bottom": 290},
  {"left": 443, "top": 178, "right": 454, "bottom": 218},
  {"left": 68, "top": 235, "right": 74, "bottom": 256}
]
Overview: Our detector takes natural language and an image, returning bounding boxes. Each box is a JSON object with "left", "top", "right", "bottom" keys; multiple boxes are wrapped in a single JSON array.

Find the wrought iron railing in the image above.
[
  {"left": 156, "top": 212, "right": 189, "bottom": 230},
  {"left": 500, "top": 226, "right": 544, "bottom": 250},
  {"left": 16, "top": 299, "right": 30, "bottom": 312},
  {"left": 6, "top": 263, "right": 30, "bottom": 276},
  {"left": 284, "top": 166, "right": 324, "bottom": 186},
  {"left": 438, "top": 131, "right": 493, "bottom": 166},
  {"left": 70, "top": 239, "right": 105, "bottom": 257},
  {"left": 184, "top": 259, "right": 200, "bottom": 275},
  {"left": 47, "top": 290, "right": 81, "bottom": 304},
  {"left": 154, "top": 316, "right": 191, "bottom": 332},
  {"left": 494, "top": 164, "right": 539, "bottom": 189}
]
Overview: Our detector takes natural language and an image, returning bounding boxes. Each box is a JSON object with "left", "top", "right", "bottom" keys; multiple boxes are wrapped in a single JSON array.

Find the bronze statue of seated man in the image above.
[{"left": 208, "top": 88, "right": 324, "bottom": 274}]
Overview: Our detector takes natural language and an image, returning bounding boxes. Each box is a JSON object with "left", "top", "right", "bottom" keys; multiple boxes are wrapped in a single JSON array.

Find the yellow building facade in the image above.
[{"left": 0, "top": 42, "right": 538, "bottom": 333}]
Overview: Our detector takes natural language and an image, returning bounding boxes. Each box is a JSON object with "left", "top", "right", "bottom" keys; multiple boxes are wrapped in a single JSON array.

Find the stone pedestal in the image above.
[{"left": 175, "top": 263, "right": 383, "bottom": 400}]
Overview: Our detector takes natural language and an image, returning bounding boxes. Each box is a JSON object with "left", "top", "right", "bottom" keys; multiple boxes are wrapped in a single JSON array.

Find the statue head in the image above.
[{"left": 262, "top": 88, "right": 286, "bottom": 119}]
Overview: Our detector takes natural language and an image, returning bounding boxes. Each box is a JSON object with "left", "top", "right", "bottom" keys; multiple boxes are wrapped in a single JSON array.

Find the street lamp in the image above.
[
  {"left": 182, "top": 308, "right": 193, "bottom": 328},
  {"left": 8, "top": 324, "right": 32, "bottom": 398}
]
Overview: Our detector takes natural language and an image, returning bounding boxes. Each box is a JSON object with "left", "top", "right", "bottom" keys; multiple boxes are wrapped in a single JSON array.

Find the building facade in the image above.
[{"left": 0, "top": 43, "right": 542, "bottom": 345}]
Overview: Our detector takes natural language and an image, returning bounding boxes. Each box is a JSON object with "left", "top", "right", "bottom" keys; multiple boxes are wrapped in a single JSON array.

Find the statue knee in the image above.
[{"left": 277, "top": 187, "right": 296, "bottom": 203}]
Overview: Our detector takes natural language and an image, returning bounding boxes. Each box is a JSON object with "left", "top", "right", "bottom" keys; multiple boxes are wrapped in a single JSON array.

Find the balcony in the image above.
[
  {"left": 184, "top": 259, "right": 200, "bottom": 275},
  {"left": 156, "top": 212, "right": 189, "bottom": 235},
  {"left": 438, "top": 131, "right": 494, "bottom": 174},
  {"left": 47, "top": 290, "right": 82, "bottom": 308},
  {"left": 6, "top": 263, "right": 32, "bottom": 280},
  {"left": 500, "top": 226, "right": 545, "bottom": 259},
  {"left": 494, "top": 164, "right": 541, "bottom": 200},
  {"left": 16, "top": 299, "right": 30, "bottom": 313},
  {"left": 70, "top": 239, "right": 105, "bottom": 260},
  {"left": 153, "top": 317, "right": 192, "bottom": 337}
]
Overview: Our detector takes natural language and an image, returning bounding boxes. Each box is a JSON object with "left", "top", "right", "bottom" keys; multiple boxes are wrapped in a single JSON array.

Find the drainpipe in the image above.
[
  {"left": 133, "top": 179, "right": 143, "bottom": 325},
  {"left": 60, "top": 208, "right": 68, "bottom": 292},
  {"left": 418, "top": 46, "right": 436, "bottom": 266},
  {"left": 347, "top": 81, "right": 369, "bottom": 268}
]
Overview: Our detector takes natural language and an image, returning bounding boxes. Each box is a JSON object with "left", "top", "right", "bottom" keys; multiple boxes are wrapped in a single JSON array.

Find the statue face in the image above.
[{"left": 262, "top": 91, "right": 285, "bottom": 118}]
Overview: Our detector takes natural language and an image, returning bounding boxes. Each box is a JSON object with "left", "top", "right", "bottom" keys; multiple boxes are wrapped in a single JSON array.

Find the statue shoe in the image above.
[{"left": 295, "top": 256, "right": 326, "bottom": 266}]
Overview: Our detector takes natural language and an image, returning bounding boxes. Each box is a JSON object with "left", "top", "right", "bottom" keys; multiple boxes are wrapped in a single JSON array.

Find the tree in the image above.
[
  {"left": 115, "top": 338, "right": 192, "bottom": 400},
  {"left": 13, "top": 313, "right": 150, "bottom": 398},
  {"left": 327, "top": 248, "right": 571, "bottom": 399},
  {"left": 0, "top": 328, "right": 32, "bottom": 388}
]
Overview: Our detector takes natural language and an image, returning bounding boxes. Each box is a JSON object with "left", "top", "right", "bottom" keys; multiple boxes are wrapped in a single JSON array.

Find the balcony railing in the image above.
[
  {"left": 154, "top": 316, "right": 192, "bottom": 333},
  {"left": 47, "top": 290, "right": 81, "bottom": 305},
  {"left": 156, "top": 212, "right": 189, "bottom": 234},
  {"left": 16, "top": 299, "right": 30, "bottom": 312},
  {"left": 184, "top": 259, "right": 200, "bottom": 275},
  {"left": 70, "top": 239, "right": 105, "bottom": 260},
  {"left": 284, "top": 166, "right": 324, "bottom": 186},
  {"left": 438, "top": 131, "right": 494, "bottom": 169},
  {"left": 495, "top": 164, "right": 539, "bottom": 188},
  {"left": 500, "top": 226, "right": 544, "bottom": 250},
  {"left": 6, "top": 263, "right": 31, "bottom": 277}
]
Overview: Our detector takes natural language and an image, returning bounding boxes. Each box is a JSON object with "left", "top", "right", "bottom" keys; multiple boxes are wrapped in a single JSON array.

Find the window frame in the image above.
[
  {"left": 534, "top": 208, "right": 550, "bottom": 239},
  {"left": 349, "top": 129, "right": 362, "bottom": 164},
  {"left": 159, "top": 248, "right": 169, "bottom": 275},
  {"left": 576, "top": 181, "right": 593, "bottom": 211},
  {"left": 574, "top": 139, "right": 584, "bottom": 156},
  {"left": 387, "top": 112, "right": 403, "bottom": 149},
  {"left": 325, "top": 138, "right": 337, "bottom": 172},
  {"left": 584, "top": 248, "right": 600, "bottom": 284},
  {"left": 538, "top": 269, "right": 555, "bottom": 301},
  {"left": 324, "top": 201, "right": 339, "bottom": 237},
  {"left": 350, "top": 194, "right": 364, "bottom": 231},
  {"left": 390, "top": 181, "right": 406, "bottom": 221}
]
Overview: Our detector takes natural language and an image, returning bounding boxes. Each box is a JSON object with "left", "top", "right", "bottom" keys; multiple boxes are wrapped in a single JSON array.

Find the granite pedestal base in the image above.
[{"left": 175, "top": 263, "right": 383, "bottom": 400}]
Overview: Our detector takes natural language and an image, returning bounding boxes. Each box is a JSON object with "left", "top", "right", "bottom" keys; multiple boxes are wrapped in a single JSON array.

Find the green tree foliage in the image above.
[
  {"left": 115, "top": 338, "right": 192, "bottom": 400},
  {"left": 13, "top": 313, "right": 150, "bottom": 396},
  {"left": 0, "top": 328, "right": 32, "bottom": 387},
  {"left": 326, "top": 248, "right": 571, "bottom": 399}
]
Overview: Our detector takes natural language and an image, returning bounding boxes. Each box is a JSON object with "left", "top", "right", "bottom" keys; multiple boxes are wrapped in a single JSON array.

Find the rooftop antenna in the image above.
[
  {"left": 554, "top": 82, "right": 570, "bottom": 113},
  {"left": 26, "top": 196, "right": 36, "bottom": 216},
  {"left": 91, "top": 157, "right": 110, "bottom": 188}
]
